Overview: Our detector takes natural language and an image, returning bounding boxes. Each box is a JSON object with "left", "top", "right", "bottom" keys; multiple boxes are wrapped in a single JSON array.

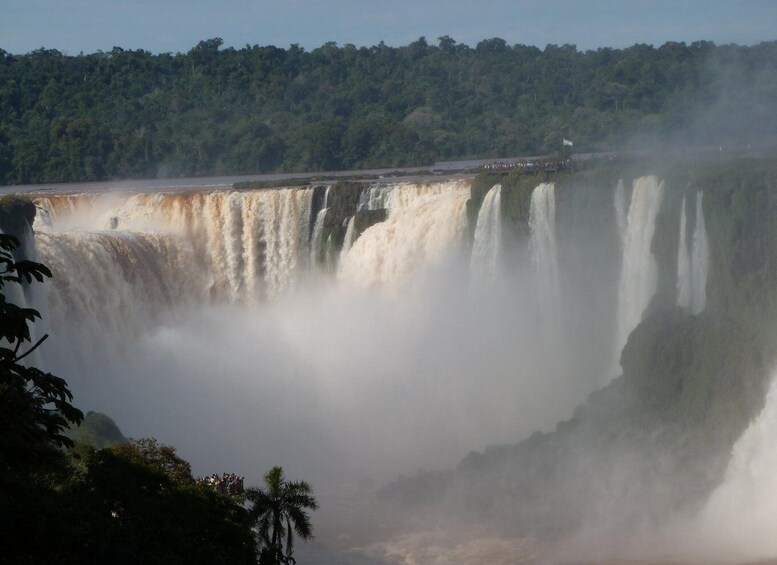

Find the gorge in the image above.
[{"left": 3, "top": 156, "right": 777, "bottom": 562}]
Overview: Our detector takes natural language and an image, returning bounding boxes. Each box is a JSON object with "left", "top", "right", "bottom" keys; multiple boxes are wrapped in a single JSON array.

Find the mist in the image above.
[
  {"left": 54, "top": 269, "right": 593, "bottom": 487},
  {"left": 25, "top": 157, "right": 777, "bottom": 563},
  {"left": 27, "top": 182, "right": 627, "bottom": 558}
]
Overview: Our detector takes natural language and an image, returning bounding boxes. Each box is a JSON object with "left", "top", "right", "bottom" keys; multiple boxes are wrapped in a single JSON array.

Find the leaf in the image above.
[{"left": 13, "top": 260, "right": 53, "bottom": 283}]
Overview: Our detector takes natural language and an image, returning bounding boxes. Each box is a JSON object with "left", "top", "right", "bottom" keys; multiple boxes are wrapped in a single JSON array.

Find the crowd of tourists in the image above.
[
  {"left": 483, "top": 158, "right": 572, "bottom": 173},
  {"left": 197, "top": 472, "right": 245, "bottom": 496}
]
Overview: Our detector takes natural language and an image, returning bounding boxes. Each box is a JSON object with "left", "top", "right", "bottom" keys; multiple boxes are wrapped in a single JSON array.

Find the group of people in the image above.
[
  {"left": 197, "top": 472, "right": 245, "bottom": 496},
  {"left": 483, "top": 158, "right": 572, "bottom": 173}
]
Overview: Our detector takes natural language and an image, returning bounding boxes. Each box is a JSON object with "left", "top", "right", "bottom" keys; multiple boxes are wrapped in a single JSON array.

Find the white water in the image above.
[
  {"left": 614, "top": 175, "right": 664, "bottom": 372},
  {"left": 357, "top": 184, "right": 393, "bottom": 211},
  {"left": 338, "top": 216, "right": 356, "bottom": 268},
  {"left": 339, "top": 181, "right": 470, "bottom": 289},
  {"left": 31, "top": 178, "right": 595, "bottom": 490},
  {"left": 614, "top": 179, "right": 629, "bottom": 240},
  {"left": 676, "top": 192, "right": 708, "bottom": 315},
  {"left": 311, "top": 185, "right": 331, "bottom": 267},
  {"left": 690, "top": 191, "right": 708, "bottom": 315},
  {"left": 470, "top": 184, "right": 502, "bottom": 281},
  {"left": 529, "top": 183, "right": 561, "bottom": 345},
  {"left": 20, "top": 174, "right": 733, "bottom": 562},
  {"left": 32, "top": 188, "right": 317, "bottom": 368},
  {"left": 35, "top": 188, "right": 314, "bottom": 304},
  {"left": 677, "top": 196, "right": 692, "bottom": 309},
  {"left": 686, "top": 373, "right": 777, "bottom": 560}
]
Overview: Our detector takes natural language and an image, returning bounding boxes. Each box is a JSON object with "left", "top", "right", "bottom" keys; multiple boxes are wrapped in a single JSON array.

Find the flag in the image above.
[{"left": 563, "top": 139, "right": 573, "bottom": 146}]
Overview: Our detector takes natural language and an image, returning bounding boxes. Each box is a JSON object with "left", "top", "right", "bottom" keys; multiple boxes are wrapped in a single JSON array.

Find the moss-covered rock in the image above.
[
  {"left": 468, "top": 169, "right": 578, "bottom": 242},
  {"left": 312, "top": 180, "right": 365, "bottom": 268},
  {"left": 353, "top": 209, "right": 387, "bottom": 236},
  {"left": 0, "top": 196, "right": 36, "bottom": 238}
]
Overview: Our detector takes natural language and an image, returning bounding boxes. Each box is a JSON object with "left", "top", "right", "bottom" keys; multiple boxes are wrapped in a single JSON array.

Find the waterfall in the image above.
[
  {"left": 529, "top": 183, "right": 561, "bottom": 337},
  {"left": 36, "top": 230, "right": 199, "bottom": 352},
  {"left": 324, "top": 234, "right": 335, "bottom": 271},
  {"left": 677, "top": 196, "right": 692, "bottom": 309},
  {"left": 470, "top": 184, "right": 502, "bottom": 280},
  {"left": 357, "top": 184, "right": 393, "bottom": 211},
  {"left": 614, "top": 176, "right": 664, "bottom": 370},
  {"left": 34, "top": 188, "right": 315, "bottom": 306},
  {"left": 695, "top": 373, "right": 777, "bottom": 559},
  {"left": 690, "top": 191, "right": 708, "bottom": 315},
  {"left": 614, "top": 179, "right": 629, "bottom": 240},
  {"left": 31, "top": 188, "right": 318, "bottom": 368},
  {"left": 339, "top": 216, "right": 356, "bottom": 267},
  {"left": 676, "top": 191, "right": 708, "bottom": 315},
  {"left": 340, "top": 181, "right": 470, "bottom": 288},
  {"left": 33, "top": 181, "right": 473, "bottom": 307},
  {"left": 310, "top": 186, "right": 331, "bottom": 266}
]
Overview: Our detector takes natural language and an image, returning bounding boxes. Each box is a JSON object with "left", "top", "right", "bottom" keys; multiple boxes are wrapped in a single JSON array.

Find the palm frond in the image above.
[
  {"left": 286, "top": 505, "right": 314, "bottom": 540},
  {"left": 247, "top": 467, "right": 317, "bottom": 561}
]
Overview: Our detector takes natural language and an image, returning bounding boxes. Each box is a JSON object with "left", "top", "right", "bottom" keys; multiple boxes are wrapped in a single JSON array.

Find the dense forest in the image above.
[{"left": 1, "top": 37, "right": 776, "bottom": 184}]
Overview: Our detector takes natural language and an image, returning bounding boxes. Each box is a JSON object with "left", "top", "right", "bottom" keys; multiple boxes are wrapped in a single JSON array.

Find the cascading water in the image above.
[
  {"left": 529, "top": 183, "right": 561, "bottom": 342},
  {"left": 690, "top": 191, "right": 708, "bottom": 315},
  {"left": 677, "top": 196, "right": 692, "bottom": 309},
  {"left": 357, "top": 184, "right": 393, "bottom": 211},
  {"left": 340, "top": 181, "right": 470, "bottom": 288},
  {"left": 338, "top": 216, "right": 356, "bottom": 268},
  {"left": 15, "top": 172, "right": 733, "bottom": 562},
  {"left": 310, "top": 185, "right": 331, "bottom": 266},
  {"left": 676, "top": 191, "right": 708, "bottom": 315},
  {"left": 614, "top": 179, "right": 629, "bottom": 240},
  {"left": 470, "top": 184, "right": 502, "bottom": 281},
  {"left": 35, "top": 188, "right": 314, "bottom": 304},
  {"left": 614, "top": 175, "right": 664, "bottom": 372},
  {"left": 693, "top": 372, "right": 777, "bottom": 560},
  {"left": 36, "top": 229, "right": 197, "bottom": 366}
]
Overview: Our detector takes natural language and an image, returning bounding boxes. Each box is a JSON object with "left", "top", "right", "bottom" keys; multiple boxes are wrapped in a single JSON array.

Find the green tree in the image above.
[
  {"left": 67, "top": 439, "right": 257, "bottom": 565},
  {"left": 65, "top": 410, "right": 128, "bottom": 449},
  {"left": 112, "top": 437, "right": 194, "bottom": 483},
  {"left": 246, "top": 466, "right": 318, "bottom": 565},
  {"left": 0, "top": 231, "right": 83, "bottom": 474},
  {"left": 0, "top": 228, "right": 84, "bottom": 565}
]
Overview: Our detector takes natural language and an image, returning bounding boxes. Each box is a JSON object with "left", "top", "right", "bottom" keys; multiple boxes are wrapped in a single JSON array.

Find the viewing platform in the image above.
[{"left": 482, "top": 158, "right": 572, "bottom": 174}]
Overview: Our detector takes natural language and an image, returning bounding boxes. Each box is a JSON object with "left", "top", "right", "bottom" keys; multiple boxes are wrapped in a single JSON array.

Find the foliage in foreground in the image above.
[
  {"left": 0, "top": 230, "right": 269, "bottom": 564},
  {"left": 246, "top": 466, "right": 318, "bottom": 565},
  {"left": 4, "top": 437, "right": 258, "bottom": 565},
  {"left": 0, "top": 232, "right": 81, "bottom": 477}
]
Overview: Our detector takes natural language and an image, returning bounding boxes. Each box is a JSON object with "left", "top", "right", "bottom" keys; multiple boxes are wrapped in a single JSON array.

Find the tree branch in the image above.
[{"left": 14, "top": 333, "right": 49, "bottom": 364}]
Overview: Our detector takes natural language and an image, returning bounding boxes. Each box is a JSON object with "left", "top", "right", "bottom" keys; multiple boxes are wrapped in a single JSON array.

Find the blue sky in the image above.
[{"left": 2, "top": 0, "right": 775, "bottom": 55}]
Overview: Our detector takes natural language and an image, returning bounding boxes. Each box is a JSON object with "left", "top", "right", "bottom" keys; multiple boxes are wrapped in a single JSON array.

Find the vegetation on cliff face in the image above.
[
  {"left": 1, "top": 38, "right": 775, "bottom": 184},
  {"left": 65, "top": 410, "right": 128, "bottom": 449},
  {"left": 0, "top": 196, "right": 35, "bottom": 235},
  {"left": 468, "top": 168, "right": 582, "bottom": 243},
  {"left": 307, "top": 180, "right": 391, "bottom": 269},
  {"left": 388, "top": 158, "right": 777, "bottom": 539},
  {"left": 317, "top": 180, "right": 363, "bottom": 267}
]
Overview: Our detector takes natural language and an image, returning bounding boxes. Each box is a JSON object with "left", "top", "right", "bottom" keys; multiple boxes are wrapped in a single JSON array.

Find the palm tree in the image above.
[{"left": 245, "top": 466, "right": 318, "bottom": 564}]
